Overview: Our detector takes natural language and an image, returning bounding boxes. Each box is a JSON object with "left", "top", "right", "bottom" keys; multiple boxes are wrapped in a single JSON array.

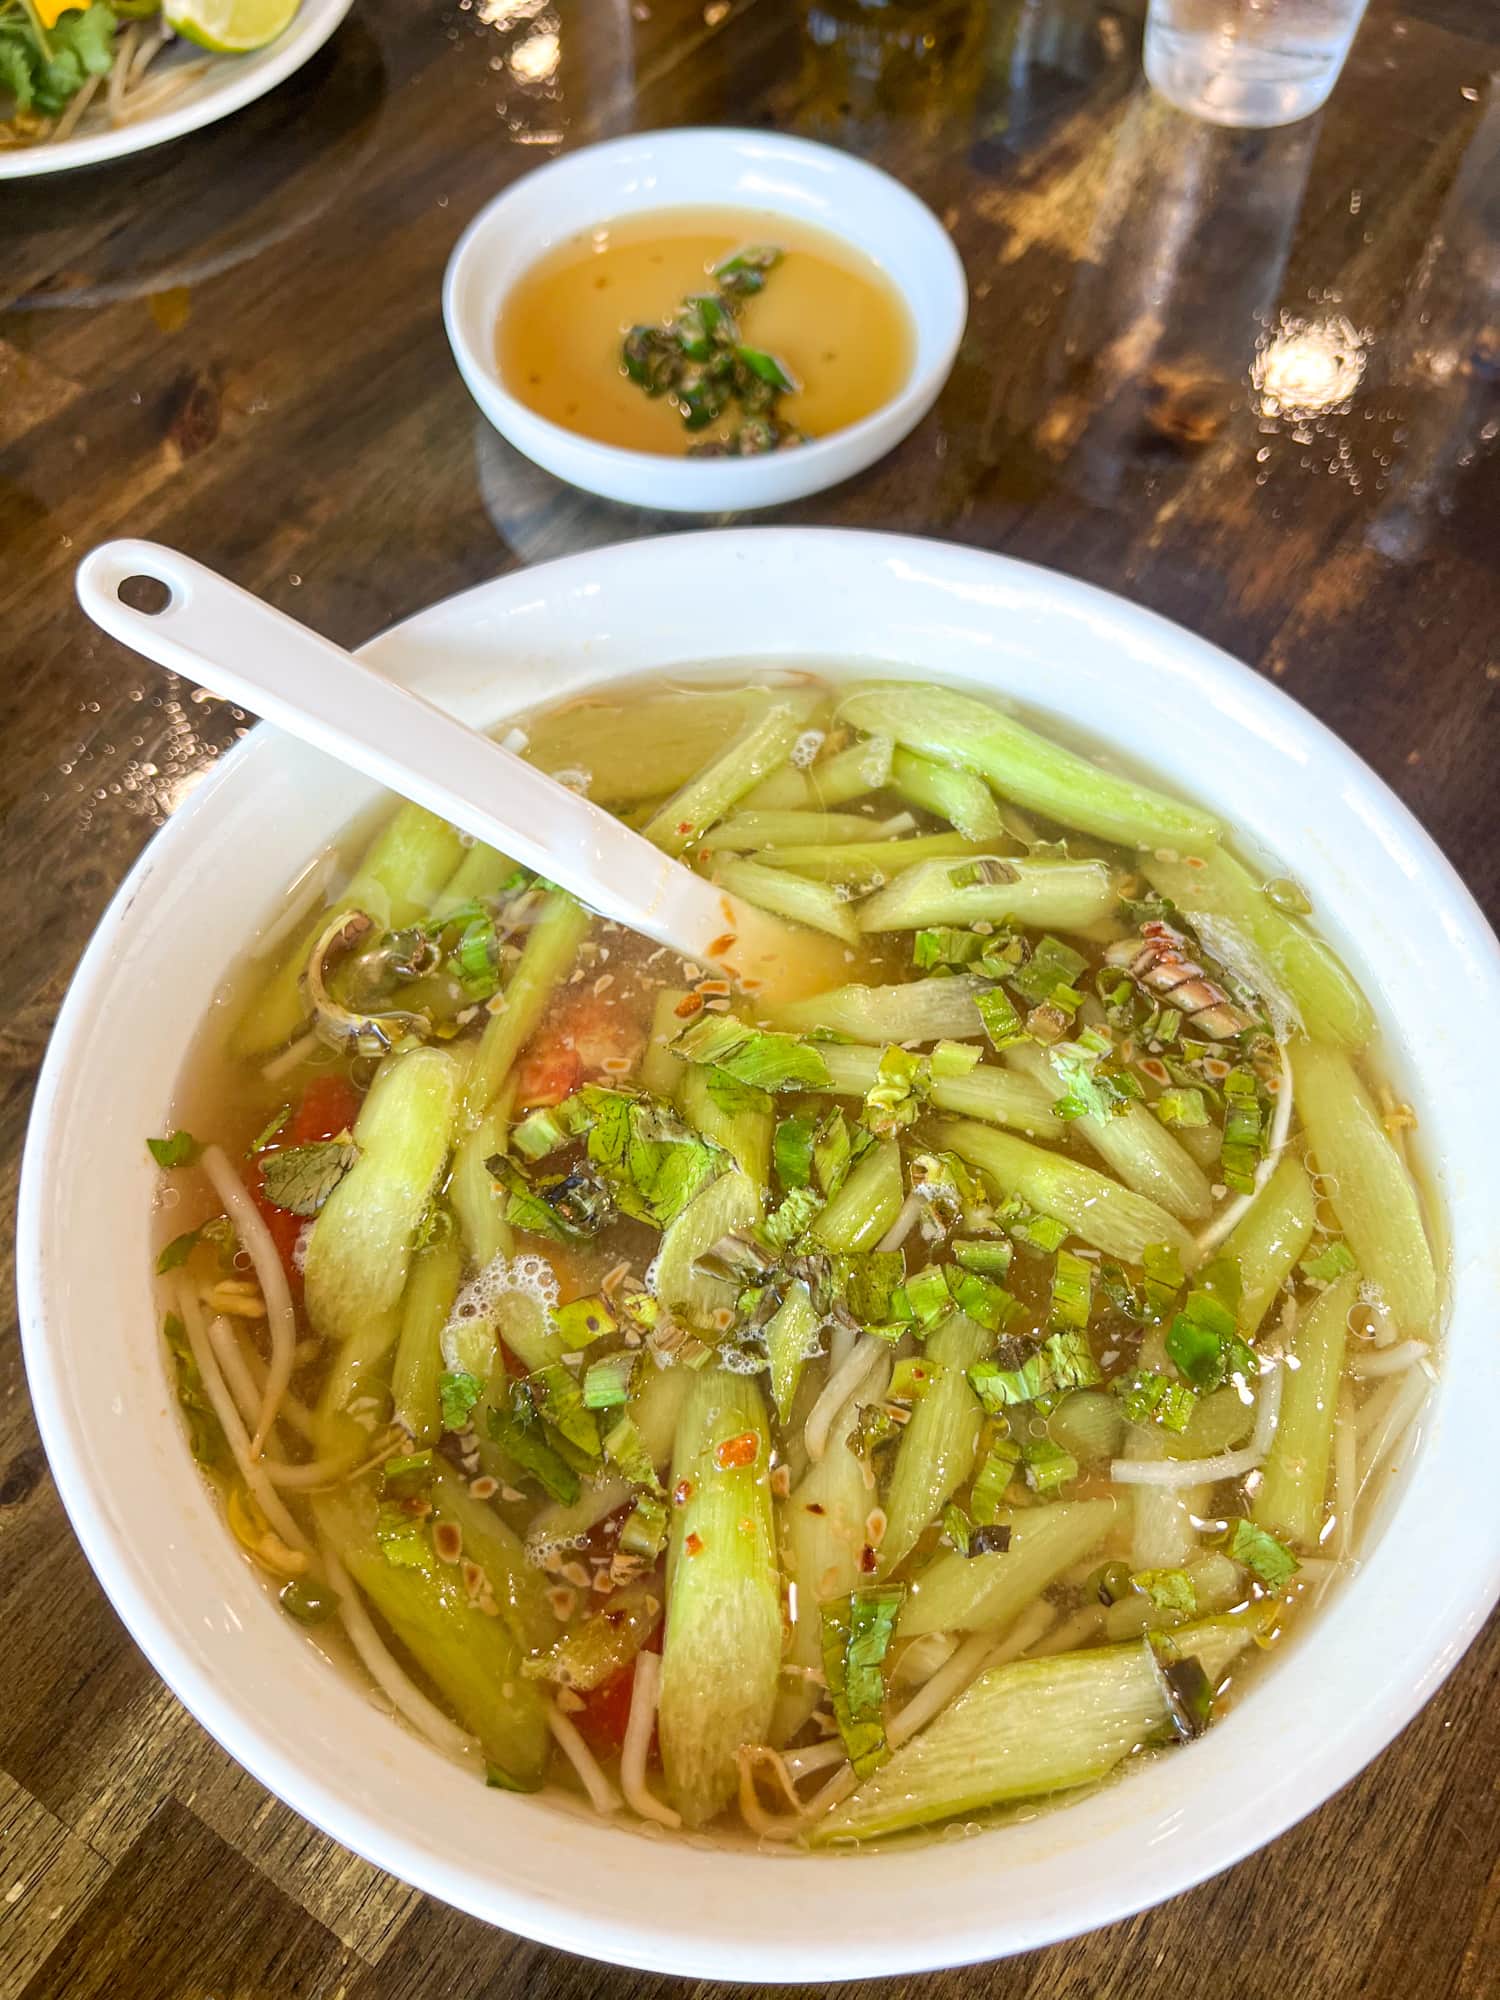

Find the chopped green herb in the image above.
[
  {"left": 249, "top": 1105, "right": 293, "bottom": 1152},
  {"left": 578, "top": 1088, "right": 722, "bottom": 1228},
  {"left": 1043, "top": 1328, "right": 1102, "bottom": 1390},
  {"left": 147, "top": 1129, "right": 201, "bottom": 1170},
  {"left": 602, "top": 1411, "right": 658, "bottom": 1488},
  {"left": 619, "top": 1491, "right": 669, "bottom": 1559},
  {"left": 672, "top": 1015, "right": 830, "bottom": 1092},
  {"left": 1008, "top": 935, "right": 1087, "bottom": 1008},
  {"left": 863, "top": 1045, "right": 929, "bottom": 1138},
  {"left": 1165, "top": 1285, "right": 1256, "bottom": 1392},
  {"left": 949, "top": 1269, "right": 1018, "bottom": 1332},
  {"left": 1048, "top": 1037, "right": 1143, "bottom": 1122},
  {"left": 913, "top": 928, "right": 986, "bottom": 972},
  {"left": 1220, "top": 1067, "right": 1265, "bottom": 1194},
  {"left": 942, "top": 1501, "right": 973, "bottom": 1554},
  {"left": 737, "top": 344, "right": 798, "bottom": 392},
  {"left": 836, "top": 1250, "right": 908, "bottom": 1325},
  {"left": 528, "top": 1364, "right": 602, "bottom": 1458},
  {"left": 496, "top": 1152, "right": 608, "bottom": 1240},
  {"left": 581, "top": 1352, "right": 636, "bottom": 1410},
  {"left": 1142, "top": 1241, "right": 1185, "bottom": 1319},
  {"left": 1048, "top": 1248, "right": 1094, "bottom": 1333},
  {"left": 1006, "top": 1206, "right": 1069, "bottom": 1256},
  {"left": 953, "top": 1236, "right": 1013, "bottom": 1277},
  {"left": 1100, "top": 1260, "right": 1145, "bottom": 1321},
  {"left": 970, "top": 1435, "right": 1022, "bottom": 1521},
  {"left": 1133, "top": 1568, "right": 1197, "bottom": 1617},
  {"left": 510, "top": 1103, "right": 576, "bottom": 1161},
  {"left": 820, "top": 1109, "right": 873, "bottom": 1197},
  {"left": 155, "top": 1227, "right": 204, "bottom": 1274},
  {"left": 975, "top": 984, "right": 1026, "bottom": 1052},
  {"left": 1117, "top": 1369, "right": 1197, "bottom": 1432},
  {"left": 714, "top": 245, "right": 782, "bottom": 294},
  {"left": 969, "top": 1352, "right": 1052, "bottom": 1411},
  {"left": 821, "top": 1585, "right": 904, "bottom": 1779},
  {"left": 899, "top": 1265, "right": 952, "bottom": 1329},
  {"left": 1155, "top": 1087, "right": 1210, "bottom": 1129},
  {"left": 847, "top": 1401, "right": 901, "bottom": 1459},
  {"left": 1300, "top": 1238, "right": 1357, "bottom": 1284},
  {"left": 486, "top": 1391, "right": 581, "bottom": 1503},
  {"left": 773, "top": 1114, "right": 818, "bottom": 1190},
  {"left": 1164, "top": 1312, "right": 1224, "bottom": 1390},
  {"left": 554, "top": 1295, "right": 618, "bottom": 1349},
  {"left": 703, "top": 1068, "right": 775, "bottom": 1122},
  {"left": 760, "top": 1184, "right": 826, "bottom": 1249},
  {"left": 1226, "top": 1517, "right": 1300, "bottom": 1590},
  {"left": 260, "top": 1137, "right": 360, "bottom": 1217},
  {"left": 1021, "top": 1435, "right": 1077, "bottom": 1495},
  {"left": 439, "top": 1370, "right": 484, "bottom": 1432},
  {"left": 453, "top": 914, "right": 503, "bottom": 1000}
]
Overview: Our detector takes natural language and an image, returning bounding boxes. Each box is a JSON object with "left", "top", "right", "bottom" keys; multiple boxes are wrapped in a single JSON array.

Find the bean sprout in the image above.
[
  {"left": 174, "top": 1281, "right": 305, "bottom": 1553},
  {"left": 803, "top": 1334, "right": 884, "bottom": 1461},
  {"left": 200, "top": 1144, "right": 297, "bottom": 1458},
  {"left": 1332, "top": 1384, "right": 1358, "bottom": 1560},
  {"left": 1111, "top": 1360, "right": 1282, "bottom": 1489},
  {"left": 620, "top": 1651, "right": 679, "bottom": 1829},
  {"left": 548, "top": 1704, "right": 622, "bottom": 1815},
  {"left": 876, "top": 1192, "right": 924, "bottom": 1253},
  {"left": 1347, "top": 1339, "right": 1429, "bottom": 1379},
  {"left": 1356, "top": 1366, "right": 1430, "bottom": 1501}
]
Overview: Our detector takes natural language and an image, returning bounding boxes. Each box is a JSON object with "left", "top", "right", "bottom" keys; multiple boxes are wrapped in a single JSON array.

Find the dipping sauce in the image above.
[{"left": 497, "top": 208, "right": 915, "bottom": 456}]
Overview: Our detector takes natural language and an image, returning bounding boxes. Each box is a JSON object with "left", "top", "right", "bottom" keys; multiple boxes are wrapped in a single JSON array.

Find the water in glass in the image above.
[{"left": 1144, "top": 0, "right": 1369, "bottom": 127}]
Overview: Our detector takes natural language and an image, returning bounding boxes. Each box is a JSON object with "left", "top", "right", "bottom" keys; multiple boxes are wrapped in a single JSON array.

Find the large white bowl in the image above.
[
  {"left": 19, "top": 530, "right": 1500, "bottom": 1980},
  {"left": 442, "top": 130, "right": 968, "bottom": 512}
]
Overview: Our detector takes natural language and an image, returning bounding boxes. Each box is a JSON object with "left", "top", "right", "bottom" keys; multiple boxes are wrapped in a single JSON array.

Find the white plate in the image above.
[
  {"left": 0, "top": 0, "right": 352, "bottom": 180},
  {"left": 20, "top": 530, "right": 1500, "bottom": 1979}
]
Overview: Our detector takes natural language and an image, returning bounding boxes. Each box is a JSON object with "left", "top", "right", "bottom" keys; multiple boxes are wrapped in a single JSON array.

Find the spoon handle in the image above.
[{"left": 76, "top": 539, "right": 737, "bottom": 970}]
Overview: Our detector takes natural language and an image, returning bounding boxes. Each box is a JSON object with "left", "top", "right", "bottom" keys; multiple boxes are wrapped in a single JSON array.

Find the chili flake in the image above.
[{"left": 714, "top": 1429, "right": 760, "bottom": 1470}]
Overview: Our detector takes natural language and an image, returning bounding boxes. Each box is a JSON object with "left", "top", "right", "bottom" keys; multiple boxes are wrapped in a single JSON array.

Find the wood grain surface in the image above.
[{"left": 1, "top": 0, "right": 1497, "bottom": 1993}]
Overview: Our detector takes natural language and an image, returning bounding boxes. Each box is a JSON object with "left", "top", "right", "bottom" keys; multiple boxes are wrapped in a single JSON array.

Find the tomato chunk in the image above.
[
  {"left": 244, "top": 1072, "right": 363, "bottom": 1287},
  {"left": 287, "top": 1074, "right": 362, "bottom": 1144},
  {"left": 572, "top": 1660, "right": 638, "bottom": 1755},
  {"left": 513, "top": 1040, "right": 583, "bottom": 1110},
  {"left": 512, "top": 988, "right": 644, "bottom": 1109}
]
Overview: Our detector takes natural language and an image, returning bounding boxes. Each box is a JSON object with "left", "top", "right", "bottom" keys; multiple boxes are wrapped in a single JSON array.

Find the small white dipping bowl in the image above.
[
  {"left": 21, "top": 531, "right": 1500, "bottom": 1981},
  {"left": 442, "top": 129, "right": 967, "bottom": 512}
]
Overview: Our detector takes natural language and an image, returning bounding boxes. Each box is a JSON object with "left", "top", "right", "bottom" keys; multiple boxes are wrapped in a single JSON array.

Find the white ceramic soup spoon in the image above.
[{"left": 76, "top": 539, "right": 843, "bottom": 1004}]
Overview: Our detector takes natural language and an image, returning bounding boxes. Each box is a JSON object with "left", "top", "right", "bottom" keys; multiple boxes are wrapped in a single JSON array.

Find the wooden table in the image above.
[{"left": 2, "top": 0, "right": 1496, "bottom": 1992}]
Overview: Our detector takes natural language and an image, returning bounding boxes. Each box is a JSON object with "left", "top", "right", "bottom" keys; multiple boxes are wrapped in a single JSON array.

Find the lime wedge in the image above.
[{"left": 164, "top": 0, "right": 300, "bottom": 55}]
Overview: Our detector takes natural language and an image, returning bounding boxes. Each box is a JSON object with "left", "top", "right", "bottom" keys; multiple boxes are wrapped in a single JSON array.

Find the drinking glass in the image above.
[{"left": 1144, "top": 0, "right": 1369, "bottom": 126}]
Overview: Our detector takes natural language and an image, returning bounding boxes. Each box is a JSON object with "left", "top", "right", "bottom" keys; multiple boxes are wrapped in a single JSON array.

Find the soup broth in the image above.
[
  {"left": 153, "top": 674, "right": 1441, "bottom": 1847},
  {"left": 497, "top": 210, "right": 915, "bottom": 455}
]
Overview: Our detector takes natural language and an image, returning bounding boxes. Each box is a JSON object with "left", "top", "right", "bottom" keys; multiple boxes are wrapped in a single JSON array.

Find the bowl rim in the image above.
[
  {"left": 19, "top": 527, "right": 1500, "bottom": 1980},
  {"left": 440, "top": 127, "right": 968, "bottom": 493}
]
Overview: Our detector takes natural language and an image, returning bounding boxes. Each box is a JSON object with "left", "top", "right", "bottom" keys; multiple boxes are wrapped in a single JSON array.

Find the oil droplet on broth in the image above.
[{"left": 496, "top": 207, "right": 914, "bottom": 455}]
